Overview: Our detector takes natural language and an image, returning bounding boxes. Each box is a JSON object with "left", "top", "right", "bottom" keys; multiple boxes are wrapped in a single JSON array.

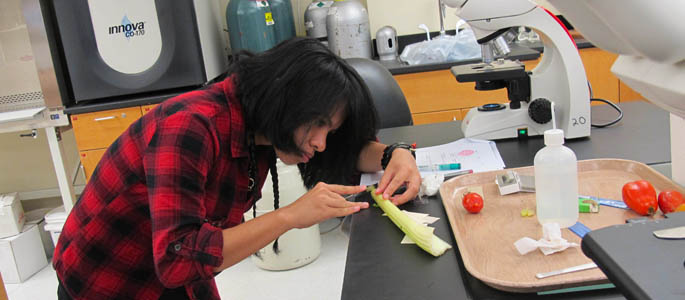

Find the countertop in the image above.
[
  {"left": 342, "top": 101, "right": 670, "bottom": 300},
  {"left": 376, "top": 29, "right": 592, "bottom": 75},
  {"left": 379, "top": 43, "right": 541, "bottom": 75}
]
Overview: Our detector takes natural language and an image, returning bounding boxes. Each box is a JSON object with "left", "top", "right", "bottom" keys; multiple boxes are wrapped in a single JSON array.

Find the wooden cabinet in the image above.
[
  {"left": 71, "top": 106, "right": 142, "bottom": 150},
  {"left": 579, "top": 48, "right": 619, "bottom": 104},
  {"left": 141, "top": 104, "right": 158, "bottom": 115},
  {"left": 72, "top": 104, "right": 162, "bottom": 181},
  {"left": 619, "top": 81, "right": 644, "bottom": 102},
  {"left": 0, "top": 272, "right": 7, "bottom": 300},
  {"left": 80, "top": 148, "right": 107, "bottom": 180},
  {"left": 395, "top": 59, "right": 540, "bottom": 125},
  {"left": 396, "top": 48, "right": 640, "bottom": 125},
  {"left": 71, "top": 106, "right": 143, "bottom": 181},
  {"left": 411, "top": 108, "right": 472, "bottom": 124}
]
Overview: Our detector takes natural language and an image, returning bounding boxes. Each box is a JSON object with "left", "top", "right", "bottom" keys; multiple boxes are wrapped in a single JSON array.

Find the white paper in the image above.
[
  {"left": 380, "top": 210, "right": 440, "bottom": 245},
  {"left": 419, "top": 173, "right": 444, "bottom": 197},
  {"left": 514, "top": 223, "right": 579, "bottom": 255},
  {"left": 415, "top": 138, "right": 505, "bottom": 176},
  {"left": 360, "top": 138, "right": 505, "bottom": 186}
]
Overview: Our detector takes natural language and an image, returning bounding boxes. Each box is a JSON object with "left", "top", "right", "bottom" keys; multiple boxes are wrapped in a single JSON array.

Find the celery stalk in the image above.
[{"left": 367, "top": 185, "right": 452, "bottom": 257}]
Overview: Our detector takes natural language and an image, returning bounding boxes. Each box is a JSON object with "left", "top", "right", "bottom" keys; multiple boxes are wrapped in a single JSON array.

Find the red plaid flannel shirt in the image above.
[{"left": 53, "top": 76, "right": 270, "bottom": 299}]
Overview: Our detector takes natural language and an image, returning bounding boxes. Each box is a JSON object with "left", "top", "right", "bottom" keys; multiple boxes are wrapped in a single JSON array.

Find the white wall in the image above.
[
  {"left": 367, "top": 0, "right": 560, "bottom": 37},
  {"left": 0, "top": 129, "right": 83, "bottom": 196},
  {"left": 222, "top": 0, "right": 559, "bottom": 40},
  {"left": 0, "top": 0, "right": 83, "bottom": 204}
]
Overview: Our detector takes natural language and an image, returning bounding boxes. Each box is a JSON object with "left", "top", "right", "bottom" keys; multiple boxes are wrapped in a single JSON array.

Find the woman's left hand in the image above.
[{"left": 376, "top": 148, "right": 421, "bottom": 205}]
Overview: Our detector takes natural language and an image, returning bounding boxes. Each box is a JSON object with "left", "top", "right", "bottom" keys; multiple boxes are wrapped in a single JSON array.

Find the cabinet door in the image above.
[
  {"left": 80, "top": 148, "right": 107, "bottom": 181},
  {"left": 141, "top": 104, "right": 159, "bottom": 115},
  {"left": 71, "top": 106, "right": 143, "bottom": 150},
  {"left": 579, "top": 48, "right": 619, "bottom": 104},
  {"left": 0, "top": 273, "right": 7, "bottom": 300},
  {"left": 619, "top": 81, "right": 644, "bottom": 102},
  {"left": 412, "top": 109, "right": 466, "bottom": 125},
  {"left": 394, "top": 59, "right": 540, "bottom": 121},
  {"left": 394, "top": 70, "right": 508, "bottom": 114}
]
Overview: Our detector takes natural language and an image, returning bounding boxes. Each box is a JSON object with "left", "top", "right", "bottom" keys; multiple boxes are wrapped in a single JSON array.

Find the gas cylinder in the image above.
[
  {"left": 326, "top": 0, "right": 372, "bottom": 59},
  {"left": 304, "top": 1, "right": 333, "bottom": 40},
  {"left": 269, "top": 0, "right": 296, "bottom": 44},
  {"left": 226, "top": 0, "right": 277, "bottom": 53}
]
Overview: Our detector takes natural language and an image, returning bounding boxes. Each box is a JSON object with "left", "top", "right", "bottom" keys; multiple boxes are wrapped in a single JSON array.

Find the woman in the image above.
[{"left": 54, "top": 37, "right": 420, "bottom": 300}]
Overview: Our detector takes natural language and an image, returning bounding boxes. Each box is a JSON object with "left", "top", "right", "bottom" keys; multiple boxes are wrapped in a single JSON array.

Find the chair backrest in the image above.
[{"left": 346, "top": 58, "right": 413, "bottom": 129}]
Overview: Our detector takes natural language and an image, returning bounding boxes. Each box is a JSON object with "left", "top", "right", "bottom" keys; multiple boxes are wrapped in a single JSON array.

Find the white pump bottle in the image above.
[{"left": 534, "top": 104, "right": 579, "bottom": 228}]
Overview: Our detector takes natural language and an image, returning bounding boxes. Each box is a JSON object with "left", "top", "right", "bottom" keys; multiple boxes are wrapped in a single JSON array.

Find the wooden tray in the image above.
[{"left": 440, "top": 159, "right": 684, "bottom": 293}]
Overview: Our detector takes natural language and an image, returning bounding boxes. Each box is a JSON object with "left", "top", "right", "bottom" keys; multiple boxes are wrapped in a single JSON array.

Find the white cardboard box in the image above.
[
  {"left": 25, "top": 208, "right": 55, "bottom": 258},
  {"left": 0, "top": 192, "right": 25, "bottom": 239},
  {"left": 0, "top": 224, "right": 48, "bottom": 283}
]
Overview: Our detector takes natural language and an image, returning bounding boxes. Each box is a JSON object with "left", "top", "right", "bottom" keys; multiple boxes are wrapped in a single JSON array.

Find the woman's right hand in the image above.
[{"left": 280, "top": 182, "right": 369, "bottom": 229}]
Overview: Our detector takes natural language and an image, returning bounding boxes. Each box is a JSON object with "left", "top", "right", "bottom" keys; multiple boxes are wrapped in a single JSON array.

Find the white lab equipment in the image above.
[
  {"left": 546, "top": 0, "right": 685, "bottom": 187},
  {"left": 375, "top": 26, "right": 398, "bottom": 61},
  {"left": 244, "top": 159, "right": 321, "bottom": 271},
  {"left": 445, "top": 0, "right": 591, "bottom": 140}
]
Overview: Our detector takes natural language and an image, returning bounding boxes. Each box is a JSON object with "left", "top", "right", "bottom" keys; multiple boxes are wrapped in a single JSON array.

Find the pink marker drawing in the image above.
[{"left": 458, "top": 149, "right": 475, "bottom": 156}]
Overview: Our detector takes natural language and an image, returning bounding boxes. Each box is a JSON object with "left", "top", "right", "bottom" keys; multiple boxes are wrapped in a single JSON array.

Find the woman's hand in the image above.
[
  {"left": 376, "top": 148, "right": 421, "bottom": 205},
  {"left": 280, "top": 182, "right": 369, "bottom": 229}
]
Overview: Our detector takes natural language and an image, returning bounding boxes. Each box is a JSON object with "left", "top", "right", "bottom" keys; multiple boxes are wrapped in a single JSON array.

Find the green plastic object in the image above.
[{"left": 579, "top": 197, "right": 600, "bottom": 213}]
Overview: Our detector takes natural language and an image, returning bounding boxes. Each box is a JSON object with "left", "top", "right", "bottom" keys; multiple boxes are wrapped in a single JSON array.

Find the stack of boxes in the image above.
[{"left": 0, "top": 193, "right": 48, "bottom": 284}]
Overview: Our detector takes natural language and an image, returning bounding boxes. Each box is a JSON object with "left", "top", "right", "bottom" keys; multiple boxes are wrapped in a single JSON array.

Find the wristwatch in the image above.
[{"left": 381, "top": 142, "right": 416, "bottom": 170}]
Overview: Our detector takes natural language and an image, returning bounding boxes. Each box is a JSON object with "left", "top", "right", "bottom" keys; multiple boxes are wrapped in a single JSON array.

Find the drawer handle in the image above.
[{"left": 94, "top": 116, "right": 116, "bottom": 122}]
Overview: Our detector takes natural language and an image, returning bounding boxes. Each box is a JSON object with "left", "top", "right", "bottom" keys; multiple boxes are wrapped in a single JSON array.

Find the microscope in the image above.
[
  {"left": 546, "top": 0, "right": 685, "bottom": 187},
  {"left": 443, "top": 0, "right": 591, "bottom": 140}
]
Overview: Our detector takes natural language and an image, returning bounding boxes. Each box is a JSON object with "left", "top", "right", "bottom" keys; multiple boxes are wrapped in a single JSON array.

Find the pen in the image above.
[
  {"left": 417, "top": 163, "right": 461, "bottom": 172},
  {"left": 444, "top": 169, "right": 473, "bottom": 178}
]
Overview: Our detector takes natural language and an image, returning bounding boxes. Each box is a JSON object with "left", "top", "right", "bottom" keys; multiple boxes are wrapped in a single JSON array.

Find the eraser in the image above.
[{"left": 569, "top": 221, "right": 591, "bottom": 238}]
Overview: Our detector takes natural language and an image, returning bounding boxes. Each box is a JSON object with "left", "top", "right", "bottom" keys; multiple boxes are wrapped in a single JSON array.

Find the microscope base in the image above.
[{"left": 461, "top": 102, "right": 551, "bottom": 140}]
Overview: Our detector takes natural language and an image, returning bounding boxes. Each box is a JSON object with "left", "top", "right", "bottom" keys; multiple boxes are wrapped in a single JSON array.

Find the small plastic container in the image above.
[{"left": 534, "top": 129, "right": 579, "bottom": 228}]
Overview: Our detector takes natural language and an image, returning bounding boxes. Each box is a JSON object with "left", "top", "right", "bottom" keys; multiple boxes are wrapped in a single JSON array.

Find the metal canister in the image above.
[
  {"left": 304, "top": 1, "right": 333, "bottom": 39},
  {"left": 375, "top": 26, "right": 398, "bottom": 61},
  {"left": 326, "top": 0, "right": 372, "bottom": 59},
  {"left": 226, "top": 0, "right": 277, "bottom": 53}
]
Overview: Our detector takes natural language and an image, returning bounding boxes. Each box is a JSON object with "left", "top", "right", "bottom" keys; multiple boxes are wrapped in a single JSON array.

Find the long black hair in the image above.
[{"left": 229, "top": 37, "right": 379, "bottom": 188}]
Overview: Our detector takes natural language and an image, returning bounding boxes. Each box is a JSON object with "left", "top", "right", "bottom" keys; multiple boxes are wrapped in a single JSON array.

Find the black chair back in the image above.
[{"left": 346, "top": 58, "right": 413, "bottom": 129}]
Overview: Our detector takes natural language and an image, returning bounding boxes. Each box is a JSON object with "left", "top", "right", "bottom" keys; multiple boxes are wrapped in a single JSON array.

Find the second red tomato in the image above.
[{"left": 462, "top": 192, "right": 483, "bottom": 214}]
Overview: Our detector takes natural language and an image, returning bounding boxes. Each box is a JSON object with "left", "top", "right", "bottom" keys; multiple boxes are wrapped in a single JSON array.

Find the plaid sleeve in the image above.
[{"left": 144, "top": 112, "right": 224, "bottom": 288}]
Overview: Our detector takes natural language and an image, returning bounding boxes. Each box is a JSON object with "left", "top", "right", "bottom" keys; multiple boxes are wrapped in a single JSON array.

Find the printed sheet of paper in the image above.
[{"left": 361, "top": 138, "right": 505, "bottom": 186}]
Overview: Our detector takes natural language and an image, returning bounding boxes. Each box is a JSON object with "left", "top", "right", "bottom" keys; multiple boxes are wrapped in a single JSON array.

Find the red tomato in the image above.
[
  {"left": 462, "top": 192, "right": 483, "bottom": 214},
  {"left": 658, "top": 190, "right": 685, "bottom": 214},
  {"left": 622, "top": 180, "right": 658, "bottom": 216}
]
